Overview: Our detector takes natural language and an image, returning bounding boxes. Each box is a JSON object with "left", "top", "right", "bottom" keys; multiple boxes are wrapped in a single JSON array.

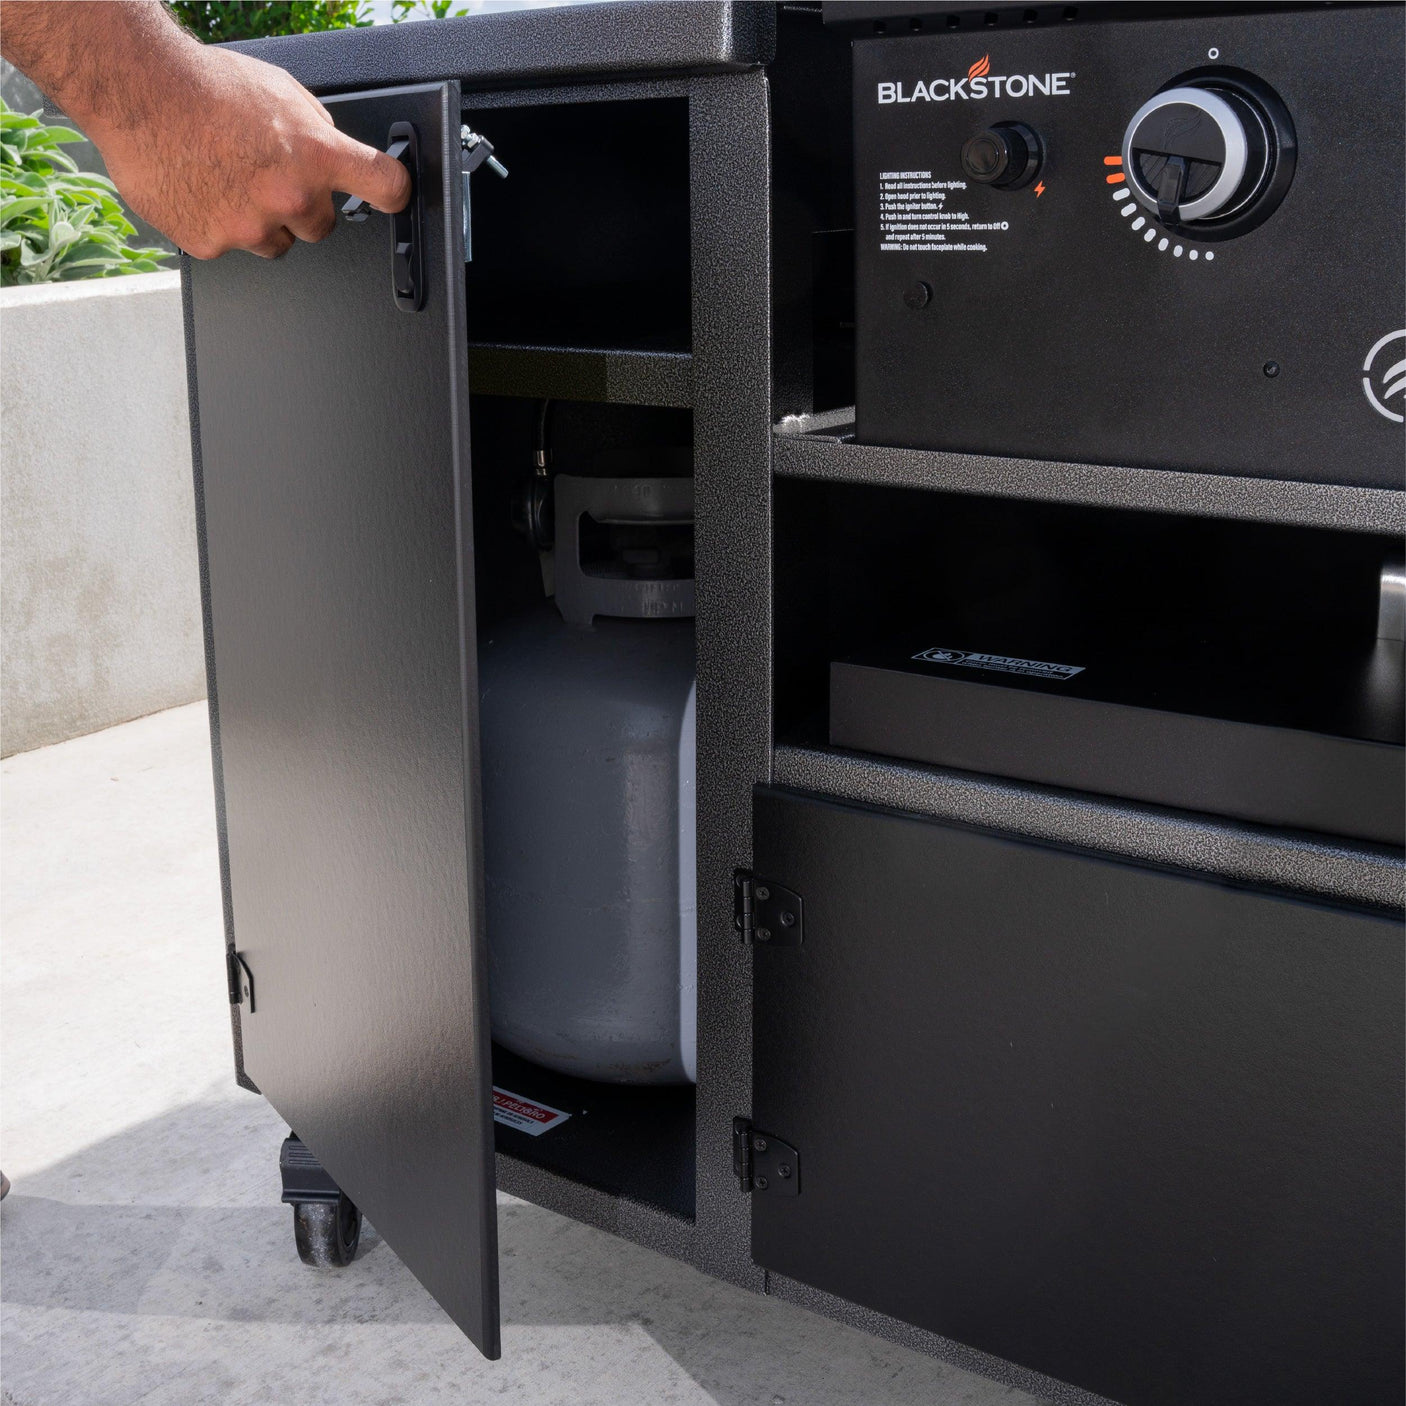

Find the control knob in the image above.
[
  {"left": 1121, "top": 73, "right": 1295, "bottom": 238},
  {"left": 960, "top": 122, "right": 1042, "bottom": 190}
]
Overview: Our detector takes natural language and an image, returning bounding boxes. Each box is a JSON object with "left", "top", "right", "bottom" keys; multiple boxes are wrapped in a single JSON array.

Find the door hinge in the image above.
[
  {"left": 227, "top": 947, "right": 255, "bottom": 1014},
  {"left": 733, "top": 1117, "right": 801, "bottom": 1197},
  {"left": 734, "top": 870, "right": 804, "bottom": 946}
]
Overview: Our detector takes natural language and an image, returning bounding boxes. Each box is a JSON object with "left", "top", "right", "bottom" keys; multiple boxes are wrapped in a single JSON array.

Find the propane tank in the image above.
[{"left": 479, "top": 476, "right": 696, "bottom": 1084}]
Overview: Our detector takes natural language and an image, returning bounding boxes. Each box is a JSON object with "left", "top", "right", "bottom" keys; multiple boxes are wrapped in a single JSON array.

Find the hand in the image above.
[
  {"left": 0, "top": 1, "right": 410, "bottom": 259},
  {"left": 94, "top": 44, "right": 411, "bottom": 260}
]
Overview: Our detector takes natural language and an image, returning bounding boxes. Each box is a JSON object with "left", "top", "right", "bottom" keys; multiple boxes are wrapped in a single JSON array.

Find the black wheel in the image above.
[{"left": 292, "top": 1193, "right": 362, "bottom": 1267}]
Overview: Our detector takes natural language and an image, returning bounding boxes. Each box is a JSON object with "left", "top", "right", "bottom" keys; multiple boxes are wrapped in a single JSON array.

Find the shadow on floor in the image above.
[{"left": 1, "top": 1089, "right": 1038, "bottom": 1406}]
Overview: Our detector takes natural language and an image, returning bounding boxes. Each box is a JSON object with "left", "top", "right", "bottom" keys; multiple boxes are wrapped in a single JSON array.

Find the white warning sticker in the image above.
[
  {"left": 913, "top": 647, "right": 1084, "bottom": 681},
  {"left": 878, "top": 171, "right": 1009, "bottom": 254},
  {"left": 492, "top": 1086, "right": 572, "bottom": 1137}
]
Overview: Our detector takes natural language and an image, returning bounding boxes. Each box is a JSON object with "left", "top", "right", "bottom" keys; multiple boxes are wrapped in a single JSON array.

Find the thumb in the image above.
[{"left": 324, "top": 130, "right": 411, "bottom": 213}]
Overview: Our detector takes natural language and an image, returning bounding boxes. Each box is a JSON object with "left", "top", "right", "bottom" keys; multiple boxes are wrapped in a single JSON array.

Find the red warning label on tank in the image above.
[{"left": 492, "top": 1087, "right": 572, "bottom": 1137}]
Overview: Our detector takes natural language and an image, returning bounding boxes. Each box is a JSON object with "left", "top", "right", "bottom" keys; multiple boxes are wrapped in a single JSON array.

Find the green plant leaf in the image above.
[
  {"left": 0, "top": 196, "right": 48, "bottom": 224},
  {"left": 0, "top": 97, "right": 172, "bottom": 283}
]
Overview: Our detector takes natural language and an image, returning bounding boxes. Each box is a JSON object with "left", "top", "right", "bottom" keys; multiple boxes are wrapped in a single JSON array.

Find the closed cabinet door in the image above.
[
  {"left": 750, "top": 787, "right": 1403, "bottom": 1406},
  {"left": 187, "top": 82, "right": 499, "bottom": 1356}
]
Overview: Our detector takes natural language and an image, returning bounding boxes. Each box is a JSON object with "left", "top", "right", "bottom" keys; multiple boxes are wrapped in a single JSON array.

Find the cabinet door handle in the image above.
[{"left": 341, "top": 122, "right": 423, "bottom": 313}]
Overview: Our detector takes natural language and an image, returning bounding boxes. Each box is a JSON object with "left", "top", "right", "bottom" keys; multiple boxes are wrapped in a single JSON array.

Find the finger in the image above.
[
  {"left": 249, "top": 227, "right": 296, "bottom": 259},
  {"left": 323, "top": 129, "right": 411, "bottom": 214},
  {"left": 297, "top": 84, "right": 336, "bottom": 127},
  {"left": 284, "top": 190, "right": 337, "bottom": 245}
]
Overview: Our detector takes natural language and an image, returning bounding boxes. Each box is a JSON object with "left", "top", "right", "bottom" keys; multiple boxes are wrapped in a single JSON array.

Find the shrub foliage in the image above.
[{"left": 1, "top": 103, "right": 171, "bottom": 286}]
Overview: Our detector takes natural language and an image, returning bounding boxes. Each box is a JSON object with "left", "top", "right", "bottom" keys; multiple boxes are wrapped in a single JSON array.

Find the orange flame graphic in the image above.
[{"left": 968, "top": 54, "right": 991, "bottom": 79}]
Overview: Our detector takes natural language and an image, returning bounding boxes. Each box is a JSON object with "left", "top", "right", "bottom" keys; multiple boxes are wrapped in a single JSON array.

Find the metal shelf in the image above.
[
  {"left": 772, "top": 423, "right": 1404, "bottom": 535},
  {"left": 772, "top": 744, "right": 1404, "bottom": 912},
  {"left": 467, "top": 343, "right": 692, "bottom": 407}
]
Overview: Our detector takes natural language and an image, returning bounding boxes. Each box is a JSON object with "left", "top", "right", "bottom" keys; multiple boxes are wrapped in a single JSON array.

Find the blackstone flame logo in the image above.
[
  {"left": 877, "top": 54, "right": 1073, "bottom": 104},
  {"left": 1161, "top": 109, "right": 1205, "bottom": 143},
  {"left": 1363, "top": 329, "right": 1406, "bottom": 423}
]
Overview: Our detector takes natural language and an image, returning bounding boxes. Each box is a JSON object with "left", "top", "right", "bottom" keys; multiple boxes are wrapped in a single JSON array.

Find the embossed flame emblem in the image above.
[
  {"left": 968, "top": 54, "right": 991, "bottom": 80},
  {"left": 1363, "top": 330, "right": 1406, "bottom": 423},
  {"left": 1161, "top": 109, "right": 1205, "bottom": 142}
]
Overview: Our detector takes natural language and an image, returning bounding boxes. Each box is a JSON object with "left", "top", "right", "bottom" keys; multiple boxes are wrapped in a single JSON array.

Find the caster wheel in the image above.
[{"left": 293, "top": 1193, "right": 362, "bottom": 1267}]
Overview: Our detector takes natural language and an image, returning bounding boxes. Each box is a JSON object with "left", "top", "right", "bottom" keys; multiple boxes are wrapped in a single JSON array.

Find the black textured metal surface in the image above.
[
  {"left": 224, "top": 1, "right": 775, "bottom": 94},
  {"left": 186, "top": 83, "right": 499, "bottom": 1357},
  {"left": 463, "top": 75, "right": 691, "bottom": 109},
  {"left": 775, "top": 744, "right": 1405, "bottom": 910},
  {"left": 689, "top": 69, "right": 775, "bottom": 1291},
  {"left": 851, "top": 8, "right": 1405, "bottom": 488},
  {"left": 494, "top": 1154, "right": 697, "bottom": 1262},
  {"left": 464, "top": 345, "right": 692, "bottom": 406},
  {"left": 751, "top": 786, "right": 1405, "bottom": 1406},
  {"left": 773, "top": 432, "right": 1406, "bottom": 533}
]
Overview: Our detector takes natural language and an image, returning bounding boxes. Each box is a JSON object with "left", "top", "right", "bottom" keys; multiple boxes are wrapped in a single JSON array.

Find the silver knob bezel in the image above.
[{"left": 1121, "top": 86, "right": 1249, "bottom": 223}]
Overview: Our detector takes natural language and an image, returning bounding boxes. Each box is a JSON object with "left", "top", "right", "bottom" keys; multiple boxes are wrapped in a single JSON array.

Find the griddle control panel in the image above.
[
  {"left": 1119, "top": 71, "right": 1295, "bottom": 239},
  {"left": 851, "top": 7, "right": 1404, "bottom": 487}
]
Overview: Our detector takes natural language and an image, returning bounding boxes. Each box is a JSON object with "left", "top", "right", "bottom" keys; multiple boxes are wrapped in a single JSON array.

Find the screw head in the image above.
[
  {"left": 755, "top": 1176, "right": 769, "bottom": 1191},
  {"left": 777, "top": 1163, "right": 792, "bottom": 1179},
  {"left": 904, "top": 281, "right": 933, "bottom": 310},
  {"left": 778, "top": 910, "right": 796, "bottom": 928},
  {"left": 753, "top": 1137, "right": 768, "bottom": 1152},
  {"left": 755, "top": 927, "right": 772, "bottom": 942},
  {"left": 755, "top": 885, "right": 771, "bottom": 901}
]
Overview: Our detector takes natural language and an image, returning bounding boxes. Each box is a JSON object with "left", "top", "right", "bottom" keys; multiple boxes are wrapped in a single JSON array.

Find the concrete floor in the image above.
[{"left": 1, "top": 703, "right": 1045, "bottom": 1406}]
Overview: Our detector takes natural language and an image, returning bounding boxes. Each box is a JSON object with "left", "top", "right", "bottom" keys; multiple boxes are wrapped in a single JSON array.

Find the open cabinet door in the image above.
[{"left": 186, "top": 82, "right": 499, "bottom": 1356}]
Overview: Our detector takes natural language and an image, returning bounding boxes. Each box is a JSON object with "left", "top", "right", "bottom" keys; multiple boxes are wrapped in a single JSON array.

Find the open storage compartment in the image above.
[
  {"left": 769, "top": 6, "right": 856, "bottom": 420},
  {"left": 463, "top": 97, "right": 691, "bottom": 353},
  {"left": 471, "top": 395, "right": 698, "bottom": 1221},
  {"left": 775, "top": 479, "right": 1404, "bottom": 844}
]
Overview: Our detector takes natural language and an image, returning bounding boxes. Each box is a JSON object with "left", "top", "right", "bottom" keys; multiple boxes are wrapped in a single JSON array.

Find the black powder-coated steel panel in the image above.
[
  {"left": 225, "top": 1, "right": 774, "bottom": 95},
  {"left": 852, "top": 7, "right": 1405, "bottom": 488},
  {"left": 181, "top": 267, "right": 257, "bottom": 1095},
  {"left": 688, "top": 70, "right": 777, "bottom": 1290},
  {"left": 774, "top": 743, "right": 1405, "bottom": 912},
  {"left": 186, "top": 83, "right": 499, "bottom": 1356},
  {"left": 771, "top": 431, "right": 1406, "bottom": 536},
  {"left": 751, "top": 786, "right": 1404, "bottom": 1406}
]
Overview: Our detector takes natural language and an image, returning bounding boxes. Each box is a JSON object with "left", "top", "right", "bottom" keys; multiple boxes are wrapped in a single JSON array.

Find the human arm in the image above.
[{"left": 0, "top": 0, "right": 409, "bottom": 257}]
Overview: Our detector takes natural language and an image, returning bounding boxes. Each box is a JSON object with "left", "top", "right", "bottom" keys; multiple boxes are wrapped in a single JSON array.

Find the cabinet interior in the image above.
[
  {"left": 461, "top": 85, "right": 700, "bottom": 1221},
  {"left": 773, "top": 478, "right": 1400, "bottom": 750},
  {"left": 463, "top": 97, "right": 691, "bottom": 353},
  {"left": 470, "top": 394, "right": 697, "bottom": 1221}
]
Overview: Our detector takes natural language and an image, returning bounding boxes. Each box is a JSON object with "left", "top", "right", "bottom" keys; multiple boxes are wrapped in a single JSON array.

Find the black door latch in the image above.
[{"left": 341, "top": 121, "right": 423, "bottom": 313}]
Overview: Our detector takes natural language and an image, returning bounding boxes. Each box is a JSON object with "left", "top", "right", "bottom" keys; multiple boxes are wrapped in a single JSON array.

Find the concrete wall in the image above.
[{"left": 1, "top": 272, "right": 206, "bottom": 756}]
